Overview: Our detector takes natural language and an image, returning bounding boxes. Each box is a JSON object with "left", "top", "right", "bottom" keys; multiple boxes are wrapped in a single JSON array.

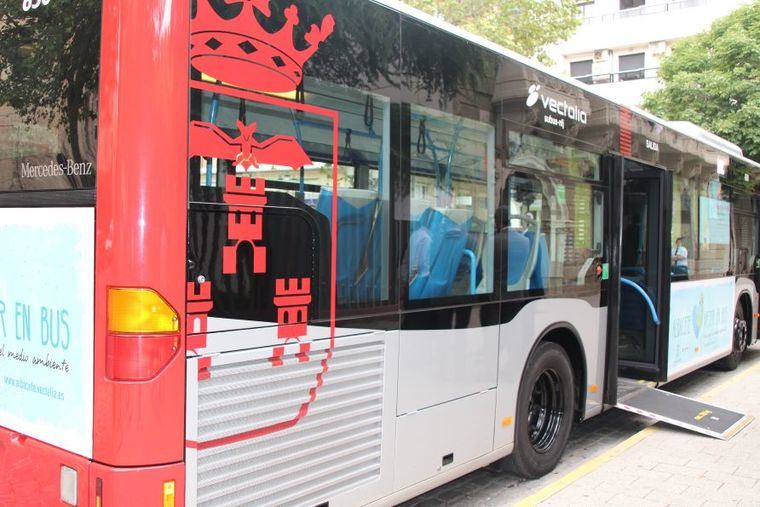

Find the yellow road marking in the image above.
[
  {"left": 700, "top": 360, "right": 760, "bottom": 401},
  {"left": 513, "top": 428, "right": 657, "bottom": 507},
  {"left": 514, "top": 358, "right": 760, "bottom": 506}
]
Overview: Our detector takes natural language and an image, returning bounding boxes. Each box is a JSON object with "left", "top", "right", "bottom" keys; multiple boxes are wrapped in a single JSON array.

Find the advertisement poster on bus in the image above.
[
  {"left": 668, "top": 277, "right": 734, "bottom": 380},
  {"left": 0, "top": 208, "right": 94, "bottom": 458}
]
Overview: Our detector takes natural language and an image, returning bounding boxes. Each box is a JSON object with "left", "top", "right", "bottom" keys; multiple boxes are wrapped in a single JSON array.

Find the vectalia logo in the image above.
[
  {"left": 526, "top": 84, "right": 541, "bottom": 107},
  {"left": 526, "top": 83, "right": 589, "bottom": 125}
]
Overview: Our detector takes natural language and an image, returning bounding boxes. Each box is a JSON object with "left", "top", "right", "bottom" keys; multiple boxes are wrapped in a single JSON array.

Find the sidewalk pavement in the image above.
[{"left": 404, "top": 347, "right": 760, "bottom": 507}]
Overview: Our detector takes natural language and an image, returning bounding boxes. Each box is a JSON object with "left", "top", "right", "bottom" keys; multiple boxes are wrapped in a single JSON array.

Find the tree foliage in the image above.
[
  {"left": 402, "top": 0, "right": 581, "bottom": 63},
  {"left": 0, "top": 1, "right": 101, "bottom": 164},
  {"left": 642, "top": 1, "right": 760, "bottom": 162}
]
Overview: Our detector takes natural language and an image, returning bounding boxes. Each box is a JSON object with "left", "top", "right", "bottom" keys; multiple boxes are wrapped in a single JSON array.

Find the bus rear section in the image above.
[
  {"left": 1, "top": 1, "right": 189, "bottom": 505},
  {"left": 0, "top": 1, "right": 97, "bottom": 503}
]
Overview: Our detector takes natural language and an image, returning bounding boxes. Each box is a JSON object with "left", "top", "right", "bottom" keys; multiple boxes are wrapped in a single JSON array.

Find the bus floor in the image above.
[{"left": 401, "top": 347, "right": 760, "bottom": 507}]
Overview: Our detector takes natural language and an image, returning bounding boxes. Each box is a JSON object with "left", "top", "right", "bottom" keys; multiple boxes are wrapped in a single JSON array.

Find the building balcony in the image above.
[{"left": 581, "top": 0, "right": 709, "bottom": 25}]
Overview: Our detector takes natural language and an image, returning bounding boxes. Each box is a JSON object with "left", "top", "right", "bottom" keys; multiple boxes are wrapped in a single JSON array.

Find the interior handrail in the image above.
[
  {"left": 463, "top": 248, "right": 477, "bottom": 294},
  {"left": 620, "top": 277, "right": 661, "bottom": 326}
]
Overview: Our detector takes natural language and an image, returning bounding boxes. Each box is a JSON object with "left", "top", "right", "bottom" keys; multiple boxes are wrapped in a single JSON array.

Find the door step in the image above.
[{"left": 616, "top": 378, "right": 753, "bottom": 440}]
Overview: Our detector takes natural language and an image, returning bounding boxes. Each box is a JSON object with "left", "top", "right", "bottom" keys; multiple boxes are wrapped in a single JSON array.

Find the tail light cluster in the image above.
[{"left": 106, "top": 288, "right": 180, "bottom": 381}]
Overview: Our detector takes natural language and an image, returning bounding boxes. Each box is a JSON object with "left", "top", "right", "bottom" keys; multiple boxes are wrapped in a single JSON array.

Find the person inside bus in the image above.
[{"left": 671, "top": 236, "right": 689, "bottom": 278}]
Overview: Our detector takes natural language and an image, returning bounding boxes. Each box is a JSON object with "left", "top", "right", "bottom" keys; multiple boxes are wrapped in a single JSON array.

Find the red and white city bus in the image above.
[{"left": 1, "top": 0, "right": 759, "bottom": 505}]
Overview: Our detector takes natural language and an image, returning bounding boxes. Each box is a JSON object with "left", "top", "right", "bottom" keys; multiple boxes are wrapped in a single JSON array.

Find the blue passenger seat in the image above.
[
  {"left": 526, "top": 231, "right": 549, "bottom": 290},
  {"left": 317, "top": 188, "right": 380, "bottom": 304},
  {"left": 507, "top": 229, "right": 549, "bottom": 290},
  {"left": 409, "top": 208, "right": 471, "bottom": 299},
  {"left": 507, "top": 230, "right": 531, "bottom": 286}
]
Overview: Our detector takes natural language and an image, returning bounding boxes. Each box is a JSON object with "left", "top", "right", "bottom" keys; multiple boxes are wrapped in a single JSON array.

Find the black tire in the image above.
[
  {"left": 509, "top": 341, "right": 575, "bottom": 479},
  {"left": 718, "top": 303, "right": 748, "bottom": 371}
]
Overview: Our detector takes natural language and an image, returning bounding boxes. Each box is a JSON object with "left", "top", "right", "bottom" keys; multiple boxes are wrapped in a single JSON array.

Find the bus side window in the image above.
[
  {"left": 189, "top": 82, "right": 393, "bottom": 311},
  {"left": 408, "top": 105, "right": 496, "bottom": 301},
  {"left": 503, "top": 174, "right": 546, "bottom": 292},
  {"left": 503, "top": 131, "right": 605, "bottom": 297},
  {"left": 504, "top": 173, "right": 605, "bottom": 295},
  {"left": 308, "top": 86, "right": 392, "bottom": 310}
]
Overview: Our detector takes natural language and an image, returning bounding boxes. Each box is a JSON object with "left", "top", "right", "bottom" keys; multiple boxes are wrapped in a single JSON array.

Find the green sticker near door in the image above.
[{"left": 602, "top": 263, "right": 610, "bottom": 281}]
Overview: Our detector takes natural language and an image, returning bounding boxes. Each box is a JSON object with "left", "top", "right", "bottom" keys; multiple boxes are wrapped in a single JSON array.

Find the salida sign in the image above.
[{"left": 526, "top": 83, "right": 589, "bottom": 129}]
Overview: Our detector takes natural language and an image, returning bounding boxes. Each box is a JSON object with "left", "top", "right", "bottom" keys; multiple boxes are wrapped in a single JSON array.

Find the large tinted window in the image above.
[
  {"left": 408, "top": 104, "right": 495, "bottom": 300},
  {"left": 401, "top": 18, "right": 498, "bottom": 304},
  {"left": 727, "top": 162, "right": 758, "bottom": 276},
  {"left": 188, "top": 0, "right": 400, "bottom": 316},
  {"left": 190, "top": 79, "right": 393, "bottom": 310},
  {"left": 733, "top": 210, "right": 757, "bottom": 276},
  {"left": 0, "top": 1, "right": 100, "bottom": 194},
  {"left": 672, "top": 163, "right": 731, "bottom": 279},
  {"left": 504, "top": 132, "right": 605, "bottom": 296}
]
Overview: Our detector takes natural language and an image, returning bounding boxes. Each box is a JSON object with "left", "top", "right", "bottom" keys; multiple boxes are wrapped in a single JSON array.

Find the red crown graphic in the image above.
[{"left": 191, "top": 0, "right": 335, "bottom": 93}]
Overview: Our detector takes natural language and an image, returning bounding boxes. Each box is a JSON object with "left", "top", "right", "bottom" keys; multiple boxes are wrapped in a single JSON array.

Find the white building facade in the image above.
[{"left": 548, "top": 0, "right": 753, "bottom": 107}]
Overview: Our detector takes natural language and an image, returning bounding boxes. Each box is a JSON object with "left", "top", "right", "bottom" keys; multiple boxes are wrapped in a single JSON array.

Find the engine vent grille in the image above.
[{"left": 195, "top": 338, "right": 385, "bottom": 507}]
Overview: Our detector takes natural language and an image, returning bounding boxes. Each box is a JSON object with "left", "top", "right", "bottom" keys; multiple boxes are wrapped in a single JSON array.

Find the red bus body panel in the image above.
[
  {"left": 90, "top": 461, "right": 185, "bottom": 507},
  {"left": 0, "top": 426, "right": 185, "bottom": 507},
  {"left": 0, "top": 426, "right": 90, "bottom": 507},
  {"left": 93, "top": 0, "right": 190, "bottom": 466}
]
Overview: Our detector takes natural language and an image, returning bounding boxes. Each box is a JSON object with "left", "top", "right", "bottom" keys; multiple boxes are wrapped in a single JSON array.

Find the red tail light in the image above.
[{"left": 106, "top": 288, "right": 180, "bottom": 381}]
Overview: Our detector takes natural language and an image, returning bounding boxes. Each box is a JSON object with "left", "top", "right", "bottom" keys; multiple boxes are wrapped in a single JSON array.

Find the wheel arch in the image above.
[{"left": 528, "top": 322, "right": 588, "bottom": 421}]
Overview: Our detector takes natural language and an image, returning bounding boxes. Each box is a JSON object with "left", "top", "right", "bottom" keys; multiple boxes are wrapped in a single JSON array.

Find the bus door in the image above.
[
  {"left": 617, "top": 159, "right": 672, "bottom": 381},
  {"left": 608, "top": 159, "right": 750, "bottom": 440}
]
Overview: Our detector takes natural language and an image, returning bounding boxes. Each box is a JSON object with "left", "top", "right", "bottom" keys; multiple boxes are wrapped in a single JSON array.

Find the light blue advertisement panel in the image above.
[
  {"left": 0, "top": 208, "right": 94, "bottom": 458},
  {"left": 668, "top": 277, "right": 734, "bottom": 380}
]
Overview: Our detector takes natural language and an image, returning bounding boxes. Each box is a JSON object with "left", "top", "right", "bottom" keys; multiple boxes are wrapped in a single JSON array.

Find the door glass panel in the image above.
[{"left": 619, "top": 164, "right": 662, "bottom": 364}]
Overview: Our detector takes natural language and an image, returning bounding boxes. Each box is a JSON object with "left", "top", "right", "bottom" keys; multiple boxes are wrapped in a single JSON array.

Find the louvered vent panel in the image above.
[{"left": 196, "top": 339, "right": 385, "bottom": 507}]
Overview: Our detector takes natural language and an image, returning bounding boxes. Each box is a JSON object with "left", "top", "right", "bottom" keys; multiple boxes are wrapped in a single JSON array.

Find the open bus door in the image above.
[
  {"left": 604, "top": 156, "right": 752, "bottom": 440},
  {"left": 617, "top": 159, "right": 672, "bottom": 381}
]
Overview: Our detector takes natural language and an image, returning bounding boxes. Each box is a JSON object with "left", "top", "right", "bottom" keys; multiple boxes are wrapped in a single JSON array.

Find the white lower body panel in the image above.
[
  {"left": 184, "top": 297, "right": 608, "bottom": 506},
  {"left": 186, "top": 331, "right": 398, "bottom": 507}
]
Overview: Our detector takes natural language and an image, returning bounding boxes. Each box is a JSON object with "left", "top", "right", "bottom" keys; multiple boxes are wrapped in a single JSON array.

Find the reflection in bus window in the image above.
[
  {"left": 505, "top": 173, "right": 605, "bottom": 295},
  {"left": 505, "top": 131, "right": 605, "bottom": 294},
  {"left": 408, "top": 105, "right": 495, "bottom": 300},
  {"left": 508, "top": 131, "right": 600, "bottom": 181},
  {"left": 505, "top": 176, "right": 545, "bottom": 291},
  {"left": 672, "top": 172, "right": 731, "bottom": 279},
  {"left": 190, "top": 78, "right": 391, "bottom": 309},
  {"left": 0, "top": 3, "right": 100, "bottom": 193},
  {"left": 734, "top": 210, "right": 758, "bottom": 276}
]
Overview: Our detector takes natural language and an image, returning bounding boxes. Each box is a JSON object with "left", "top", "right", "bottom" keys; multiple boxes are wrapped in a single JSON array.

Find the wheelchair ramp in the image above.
[{"left": 616, "top": 378, "right": 753, "bottom": 440}]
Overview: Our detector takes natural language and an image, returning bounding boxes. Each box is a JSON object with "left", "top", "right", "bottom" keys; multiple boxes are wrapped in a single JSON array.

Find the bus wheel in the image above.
[
  {"left": 509, "top": 341, "right": 575, "bottom": 479},
  {"left": 719, "top": 304, "right": 748, "bottom": 371}
]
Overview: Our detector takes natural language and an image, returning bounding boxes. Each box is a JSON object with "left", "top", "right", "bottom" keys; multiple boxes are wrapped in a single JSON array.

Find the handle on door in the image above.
[{"left": 620, "top": 277, "right": 661, "bottom": 326}]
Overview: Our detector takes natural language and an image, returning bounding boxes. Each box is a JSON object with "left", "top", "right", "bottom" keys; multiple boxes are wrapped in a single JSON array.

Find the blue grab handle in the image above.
[
  {"left": 464, "top": 249, "right": 477, "bottom": 295},
  {"left": 620, "top": 277, "right": 661, "bottom": 326}
]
